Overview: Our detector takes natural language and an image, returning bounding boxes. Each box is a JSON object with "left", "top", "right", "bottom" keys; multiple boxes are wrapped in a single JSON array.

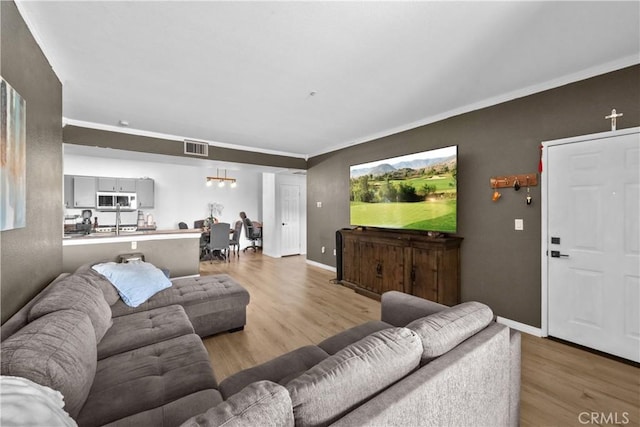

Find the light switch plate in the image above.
[
  {"left": 131, "top": 241, "right": 137, "bottom": 249},
  {"left": 515, "top": 219, "right": 524, "bottom": 231}
]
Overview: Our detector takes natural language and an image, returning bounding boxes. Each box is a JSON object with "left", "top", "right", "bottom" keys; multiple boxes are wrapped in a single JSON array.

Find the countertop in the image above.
[{"left": 63, "top": 228, "right": 202, "bottom": 246}]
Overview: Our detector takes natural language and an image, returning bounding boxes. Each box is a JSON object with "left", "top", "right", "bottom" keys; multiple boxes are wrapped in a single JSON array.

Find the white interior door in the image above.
[
  {"left": 280, "top": 184, "right": 300, "bottom": 256},
  {"left": 545, "top": 128, "right": 639, "bottom": 362}
]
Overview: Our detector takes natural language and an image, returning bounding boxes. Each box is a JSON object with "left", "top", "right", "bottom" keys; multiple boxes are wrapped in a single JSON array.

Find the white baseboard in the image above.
[
  {"left": 306, "top": 259, "right": 337, "bottom": 272},
  {"left": 496, "top": 316, "right": 544, "bottom": 337}
]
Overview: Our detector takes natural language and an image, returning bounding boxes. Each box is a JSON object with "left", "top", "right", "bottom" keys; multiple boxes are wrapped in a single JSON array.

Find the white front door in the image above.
[
  {"left": 545, "top": 128, "right": 639, "bottom": 362},
  {"left": 280, "top": 184, "right": 300, "bottom": 256}
]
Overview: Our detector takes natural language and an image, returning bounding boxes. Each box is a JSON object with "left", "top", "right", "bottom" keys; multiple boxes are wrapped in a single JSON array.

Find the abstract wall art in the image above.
[{"left": 1, "top": 78, "right": 27, "bottom": 231}]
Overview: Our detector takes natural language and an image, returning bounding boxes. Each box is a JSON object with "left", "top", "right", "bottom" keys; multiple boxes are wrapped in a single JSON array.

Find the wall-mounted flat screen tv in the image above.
[{"left": 349, "top": 145, "right": 457, "bottom": 233}]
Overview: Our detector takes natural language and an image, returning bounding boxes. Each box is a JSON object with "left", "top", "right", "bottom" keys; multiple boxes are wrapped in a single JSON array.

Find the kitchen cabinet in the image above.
[
  {"left": 72, "top": 176, "right": 97, "bottom": 208},
  {"left": 64, "top": 175, "right": 154, "bottom": 210},
  {"left": 97, "top": 177, "right": 136, "bottom": 192},
  {"left": 64, "top": 175, "right": 74, "bottom": 208},
  {"left": 136, "top": 178, "right": 155, "bottom": 208},
  {"left": 339, "top": 228, "right": 462, "bottom": 305}
]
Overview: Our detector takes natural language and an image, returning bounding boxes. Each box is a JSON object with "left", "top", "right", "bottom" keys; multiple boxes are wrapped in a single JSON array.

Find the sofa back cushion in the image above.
[
  {"left": 286, "top": 327, "right": 422, "bottom": 427},
  {"left": 181, "top": 381, "right": 293, "bottom": 427},
  {"left": 28, "top": 273, "right": 113, "bottom": 343},
  {"left": 406, "top": 301, "right": 494, "bottom": 363},
  {"left": 79, "top": 268, "right": 121, "bottom": 305},
  {"left": 1, "top": 310, "right": 97, "bottom": 419}
]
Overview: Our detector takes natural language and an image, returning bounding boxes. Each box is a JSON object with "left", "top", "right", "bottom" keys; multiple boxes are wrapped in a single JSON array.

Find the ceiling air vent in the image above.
[{"left": 184, "top": 140, "right": 209, "bottom": 157}]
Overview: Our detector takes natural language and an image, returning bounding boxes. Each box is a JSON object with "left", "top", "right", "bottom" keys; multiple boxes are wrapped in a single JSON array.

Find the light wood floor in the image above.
[{"left": 200, "top": 253, "right": 639, "bottom": 427}]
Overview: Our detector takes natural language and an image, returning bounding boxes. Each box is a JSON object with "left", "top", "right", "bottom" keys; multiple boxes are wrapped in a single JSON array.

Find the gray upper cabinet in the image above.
[
  {"left": 64, "top": 175, "right": 74, "bottom": 208},
  {"left": 97, "top": 177, "right": 117, "bottom": 191},
  {"left": 97, "top": 177, "right": 136, "bottom": 192},
  {"left": 73, "top": 176, "right": 97, "bottom": 208},
  {"left": 117, "top": 178, "right": 137, "bottom": 192},
  {"left": 136, "top": 178, "right": 155, "bottom": 208},
  {"left": 65, "top": 175, "right": 154, "bottom": 209}
]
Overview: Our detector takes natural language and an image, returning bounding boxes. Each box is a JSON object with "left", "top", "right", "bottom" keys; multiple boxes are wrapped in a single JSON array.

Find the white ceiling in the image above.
[{"left": 17, "top": 1, "right": 640, "bottom": 159}]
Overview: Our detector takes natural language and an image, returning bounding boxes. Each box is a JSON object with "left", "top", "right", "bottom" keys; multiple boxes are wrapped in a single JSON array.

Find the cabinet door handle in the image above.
[
  {"left": 376, "top": 263, "right": 383, "bottom": 276},
  {"left": 410, "top": 267, "right": 416, "bottom": 283}
]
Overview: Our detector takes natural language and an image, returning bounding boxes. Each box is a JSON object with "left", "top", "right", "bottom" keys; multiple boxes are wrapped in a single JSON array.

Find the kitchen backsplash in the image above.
[{"left": 64, "top": 208, "right": 147, "bottom": 227}]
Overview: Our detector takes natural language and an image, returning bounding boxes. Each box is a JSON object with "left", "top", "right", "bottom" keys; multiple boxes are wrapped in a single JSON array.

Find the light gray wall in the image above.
[
  {"left": 1, "top": 1, "right": 63, "bottom": 323},
  {"left": 307, "top": 65, "right": 640, "bottom": 328}
]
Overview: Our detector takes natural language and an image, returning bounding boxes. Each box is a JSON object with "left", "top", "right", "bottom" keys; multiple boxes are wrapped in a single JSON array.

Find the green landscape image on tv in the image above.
[{"left": 349, "top": 145, "right": 457, "bottom": 233}]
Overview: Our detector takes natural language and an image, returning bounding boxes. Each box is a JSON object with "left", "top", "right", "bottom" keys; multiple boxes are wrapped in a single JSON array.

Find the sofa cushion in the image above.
[
  {"left": 92, "top": 261, "right": 172, "bottom": 308},
  {"left": 103, "top": 390, "right": 223, "bottom": 427},
  {"left": 28, "top": 272, "right": 113, "bottom": 343},
  {"left": 318, "top": 320, "right": 393, "bottom": 355},
  {"left": 0, "top": 310, "right": 97, "bottom": 419},
  {"left": 77, "top": 333, "right": 217, "bottom": 427},
  {"left": 406, "top": 301, "right": 494, "bottom": 362},
  {"left": 97, "top": 304, "right": 194, "bottom": 359},
  {"left": 219, "top": 345, "right": 329, "bottom": 399},
  {"left": 287, "top": 327, "right": 422, "bottom": 427},
  {"left": 110, "top": 274, "right": 250, "bottom": 318},
  {"left": 181, "top": 381, "right": 294, "bottom": 427}
]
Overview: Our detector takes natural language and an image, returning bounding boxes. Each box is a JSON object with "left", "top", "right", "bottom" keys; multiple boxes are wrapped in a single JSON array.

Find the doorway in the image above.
[
  {"left": 280, "top": 183, "right": 300, "bottom": 256},
  {"left": 542, "top": 127, "right": 639, "bottom": 362}
]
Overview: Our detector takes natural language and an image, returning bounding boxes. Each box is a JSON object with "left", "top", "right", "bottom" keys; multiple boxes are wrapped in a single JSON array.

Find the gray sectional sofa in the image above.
[
  {"left": 1, "top": 266, "right": 520, "bottom": 427},
  {"left": 1, "top": 267, "right": 249, "bottom": 426}
]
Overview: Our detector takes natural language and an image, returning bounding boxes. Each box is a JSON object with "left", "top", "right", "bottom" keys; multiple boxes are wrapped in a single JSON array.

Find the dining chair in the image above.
[
  {"left": 208, "top": 222, "right": 231, "bottom": 262},
  {"left": 229, "top": 220, "right": 243, "bottom": 258}
]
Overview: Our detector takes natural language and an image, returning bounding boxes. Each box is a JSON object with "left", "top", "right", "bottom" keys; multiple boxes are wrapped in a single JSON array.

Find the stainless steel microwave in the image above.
[{"left": 96, "top": 192, "right": 137, "bottom": 211}]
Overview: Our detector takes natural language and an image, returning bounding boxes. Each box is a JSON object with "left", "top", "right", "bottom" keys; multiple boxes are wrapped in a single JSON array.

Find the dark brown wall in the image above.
[
  {"left": 307, "top": 65, "right": 640, "bottom": 327},
  {"left": 1, "top": 1, "right": 63, "bottom": 323},
  {"left": 63, "top": 125, "right": 307, "bottom": 170}
]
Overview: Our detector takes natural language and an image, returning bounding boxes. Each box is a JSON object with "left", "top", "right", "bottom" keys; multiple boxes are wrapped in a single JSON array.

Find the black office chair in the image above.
[
  {"left": 229, "top": 220, "right": 243, "bottom": 258},
  {"left": 178, "top": 222, "right": 188, "bottom": 229},
  {"left": 242, "top": 219, "right": 262, "bottom": 252}
]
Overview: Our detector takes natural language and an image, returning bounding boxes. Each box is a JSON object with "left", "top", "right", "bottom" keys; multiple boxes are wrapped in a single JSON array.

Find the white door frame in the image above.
[
  {"left": 540, "top": 126, "right": 640, "bottom": 337},
  {"left": 280, "top": 183, "right": 301, "bottom": 256}
]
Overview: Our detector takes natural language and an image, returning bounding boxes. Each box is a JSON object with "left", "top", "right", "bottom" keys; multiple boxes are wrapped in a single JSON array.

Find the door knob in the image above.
[{"left": 550, "top": 250, "right": 569, "bottom": 258}]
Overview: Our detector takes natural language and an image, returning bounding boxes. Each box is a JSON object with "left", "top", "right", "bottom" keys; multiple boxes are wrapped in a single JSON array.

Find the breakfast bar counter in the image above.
[{"left": 62, "top": 229, "right": 202, "bottom": 277}]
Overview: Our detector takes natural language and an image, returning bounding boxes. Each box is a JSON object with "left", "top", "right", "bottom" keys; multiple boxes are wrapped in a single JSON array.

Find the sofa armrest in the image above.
[{"left": 380, "top": 291, "right": 448, "bottom": 327}]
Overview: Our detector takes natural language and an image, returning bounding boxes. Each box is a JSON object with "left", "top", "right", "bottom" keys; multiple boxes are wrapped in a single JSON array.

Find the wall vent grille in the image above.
[{"left": 184, "top": 140, "right": 209, "bottom": 157}]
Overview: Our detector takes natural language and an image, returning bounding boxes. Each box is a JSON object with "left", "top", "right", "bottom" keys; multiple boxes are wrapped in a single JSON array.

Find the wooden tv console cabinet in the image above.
[{"left": 339, "top": 228, "right": 462, "bottom": 305}]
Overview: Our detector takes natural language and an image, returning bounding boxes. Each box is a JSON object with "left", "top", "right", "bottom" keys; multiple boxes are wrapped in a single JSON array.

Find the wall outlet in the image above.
[
  {"left": 333, "top": 248, "right": 336, "bottom": 256},
  {"left": 515, "top": 219, "right": 524, "bottom": 231},
  {"left": 131, "top": 241, "right": 137, "bottom": 249},
  {"left": 321, "top": 246, "right": 325, "bottom": 253},
  {"left": 316, "top": 201, "right": 322, "bottom": 208}
]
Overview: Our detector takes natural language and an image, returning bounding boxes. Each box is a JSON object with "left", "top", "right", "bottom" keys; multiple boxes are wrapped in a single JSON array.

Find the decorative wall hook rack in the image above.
[{"left": 490, "top": 173, "right": 538, "bottom": 189}]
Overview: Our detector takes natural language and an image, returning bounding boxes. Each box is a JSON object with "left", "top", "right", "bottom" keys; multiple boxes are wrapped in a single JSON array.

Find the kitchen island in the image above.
[{"left": 63, "top": 229, "right": 202, "bottom": 277}]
